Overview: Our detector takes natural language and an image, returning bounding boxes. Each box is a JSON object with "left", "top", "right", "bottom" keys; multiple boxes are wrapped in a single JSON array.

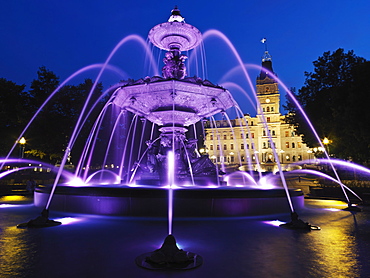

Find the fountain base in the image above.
[
  {"left": 17, "top": 209, "right": 61, "bottom": 228},
  {"left": 279, "top": 212, "right": 320, "bottom": 230},
  {"left": 135, "top": 235, "right": 203, "bottom": 270},
  {"left": 343, "top": 203, "right": 362, "bottom": 212},
  {"left": 34, "top": 185, "right": 304, "bottom": 217}
]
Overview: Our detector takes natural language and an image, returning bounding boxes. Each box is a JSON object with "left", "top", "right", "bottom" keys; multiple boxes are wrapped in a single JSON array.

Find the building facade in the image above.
[{"left": 203, "top": 51, "right": 312, "bottom": 172}]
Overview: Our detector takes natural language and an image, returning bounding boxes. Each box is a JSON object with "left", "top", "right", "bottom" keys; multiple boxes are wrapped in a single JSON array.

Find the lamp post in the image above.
[
  {"left": 280, "top": 150, "right": 285, "bottom": 164},
  {"left": 307, "top": 150, "right": 313, "bottom": 163},
  {"left": 19, "top": 137, "right": 26, "bottom": 158},
  {"left": 323, "top": 137, "right": 330, "bottom": 156}
]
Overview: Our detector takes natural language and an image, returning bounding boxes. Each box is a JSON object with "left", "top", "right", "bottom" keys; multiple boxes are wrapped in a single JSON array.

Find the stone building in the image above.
[{"left": 203, "top": 51, "right": 312, "bottom": 172}]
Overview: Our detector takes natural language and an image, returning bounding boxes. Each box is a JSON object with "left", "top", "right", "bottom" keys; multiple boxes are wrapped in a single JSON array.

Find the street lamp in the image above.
[
  {"left": 307, "top": 150, "right": 313, "bottom": 163},
  {"left": 280, "top": 150, "right": 285, "bottom": 164},
  {"left": 19, "top": 137, "right": 26, "bottom": 158},
  {"left": 323, "top": 137, "right": 331, "bottom": 155}
]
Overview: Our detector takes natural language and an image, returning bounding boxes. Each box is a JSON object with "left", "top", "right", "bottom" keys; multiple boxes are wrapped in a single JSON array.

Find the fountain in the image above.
[
  {"left": 28, "top": 7, "right": 304, "bottom": 221},
  {"left": 4, "top": 6, "right": 370, "bottom": 273}
]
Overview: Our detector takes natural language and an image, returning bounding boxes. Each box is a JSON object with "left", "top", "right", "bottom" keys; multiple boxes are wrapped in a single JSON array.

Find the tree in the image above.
[
  {"left": 29, "top": 66, "right": 60, "bottom": 110},
  {"left": 285, "top": 48, "right": 370, "bottom": 163},
  {"left": 0, "top": 78, "right": 30, "bottom": 155},
  {"left": 27, "top": 70, "right": 104, "bottom": 163}
]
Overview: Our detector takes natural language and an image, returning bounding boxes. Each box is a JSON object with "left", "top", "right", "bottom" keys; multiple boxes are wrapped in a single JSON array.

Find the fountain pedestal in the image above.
[{"left": 135, "top": 234, "right": 203, "bottom": 270}]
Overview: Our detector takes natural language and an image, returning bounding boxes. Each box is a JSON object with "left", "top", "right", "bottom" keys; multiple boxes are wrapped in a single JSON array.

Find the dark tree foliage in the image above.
[
  {"left": 0, "top": 78, "right": 30, "bottom": 155},
  {"left": 29, "top": 66, "right": 60, "bottom": 110},
  {"left": 285, "top": 48, "right": 370, "bottom": 163},
  {"left": 27, "top": 71, "right": 104, "bottom": 162},
  {"left": 0, "top": 67, "right": 104, "bottom": 163}
]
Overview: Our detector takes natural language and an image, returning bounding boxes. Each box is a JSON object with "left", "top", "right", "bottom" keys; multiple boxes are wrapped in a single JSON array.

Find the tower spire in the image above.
[
  {"left": 258, "top": 38, "right": 275, "bottom": 80},
  {"left": 260, "top": 38, "right": 272, "bottom": 62}
]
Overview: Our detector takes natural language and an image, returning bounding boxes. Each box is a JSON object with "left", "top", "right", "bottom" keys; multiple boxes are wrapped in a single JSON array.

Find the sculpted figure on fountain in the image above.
[{"left": 162, "top": 50, "right": 187, "bottom": 79}]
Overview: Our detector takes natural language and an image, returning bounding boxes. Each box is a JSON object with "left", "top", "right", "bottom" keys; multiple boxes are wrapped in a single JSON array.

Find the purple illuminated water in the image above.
[
  {"left": 1, "top": 197, "right": 370, "bottom": 277},
  {"left": 167, "top": 151, "right": 174, "bottom": 235}
]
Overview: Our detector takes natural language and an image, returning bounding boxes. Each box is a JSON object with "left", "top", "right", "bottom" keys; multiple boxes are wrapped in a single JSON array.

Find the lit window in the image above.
[{"left": 286, "top": 142, "right": 289, "bottom": 148}]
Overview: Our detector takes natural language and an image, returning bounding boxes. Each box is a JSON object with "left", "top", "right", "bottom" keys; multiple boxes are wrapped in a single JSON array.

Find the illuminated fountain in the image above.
[
  {"left": 3, "top": 6, "right": 369, "bottom": 271},
  {"left": 7, "top": 7, "right": 359, "bottom": 236},
  {"left": 25, "top": 7, "right": 304, "bottom": 224}
]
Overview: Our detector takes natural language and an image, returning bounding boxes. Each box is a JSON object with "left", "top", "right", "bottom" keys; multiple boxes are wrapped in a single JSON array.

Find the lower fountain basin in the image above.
[{"left": 34, "top": 185, "right": 304, "bottom": 217}]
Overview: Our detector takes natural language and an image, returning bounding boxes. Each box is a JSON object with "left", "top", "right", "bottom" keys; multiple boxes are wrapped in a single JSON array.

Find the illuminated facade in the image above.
[{"left": 203, "top": 51, "right": 312, "bottom": 172}]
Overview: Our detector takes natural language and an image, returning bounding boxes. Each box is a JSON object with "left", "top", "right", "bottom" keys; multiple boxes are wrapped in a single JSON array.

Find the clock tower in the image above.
[{"left": 256, "top": 50, "right": 280, "bottom": 118}]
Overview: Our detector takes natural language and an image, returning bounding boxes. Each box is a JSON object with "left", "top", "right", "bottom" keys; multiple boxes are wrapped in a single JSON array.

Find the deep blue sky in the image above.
[{"left": 1, "top": 1, "right": 370, "bottom": 114}]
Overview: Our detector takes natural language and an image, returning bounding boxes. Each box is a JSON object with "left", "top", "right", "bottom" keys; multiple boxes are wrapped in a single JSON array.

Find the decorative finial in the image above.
[
  {"left": 261, "top": 38, "right": 272, "bottom": 62},
  {"left": 261, "top": 38, "right": 268, "bottom": 51},
  {"left": 168, "top": 6, "right": 185, "bottom": 22}
]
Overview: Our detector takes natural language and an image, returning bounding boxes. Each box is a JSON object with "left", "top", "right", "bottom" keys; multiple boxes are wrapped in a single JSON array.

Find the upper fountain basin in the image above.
[
  {"left": 113, "top": 77, "right": 234, "bottom": 126},
  {"left": 148, "top": 21, "right": 202, "bottom": 51}
]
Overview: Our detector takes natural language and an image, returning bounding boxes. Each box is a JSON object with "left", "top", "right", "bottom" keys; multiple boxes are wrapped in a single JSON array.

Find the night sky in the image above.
[{"left": 1, "top": 1, "right": 370, "bottom": 113}]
